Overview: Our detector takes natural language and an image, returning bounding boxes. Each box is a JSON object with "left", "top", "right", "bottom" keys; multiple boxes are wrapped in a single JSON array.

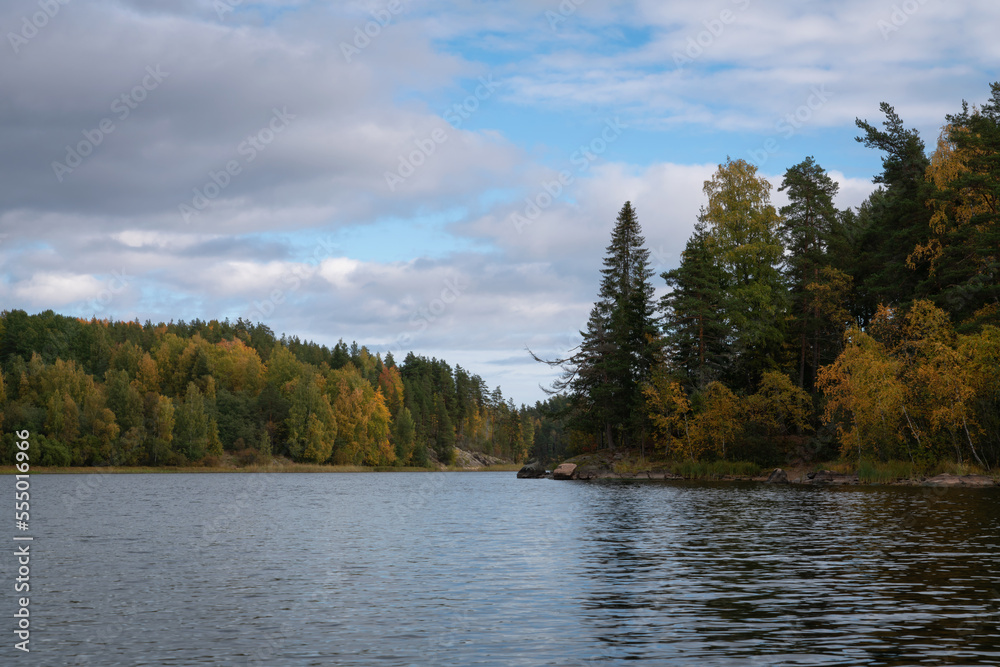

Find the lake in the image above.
[{"left": 11, "top": 472, "right": 1000, "bottom": 665}]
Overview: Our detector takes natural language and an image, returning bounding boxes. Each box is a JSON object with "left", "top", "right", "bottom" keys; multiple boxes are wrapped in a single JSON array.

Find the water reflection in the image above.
[
  {"left": 576, "top": 481, "right": 1000, "bottom": 665},
  {"left": 28, "top": 473, "right": 1000, "bottom": 666}
]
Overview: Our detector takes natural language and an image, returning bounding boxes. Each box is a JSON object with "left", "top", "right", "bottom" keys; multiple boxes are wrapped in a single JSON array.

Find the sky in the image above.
[{"left": 1, "top": 0, "right": 997, "bottom": 405}]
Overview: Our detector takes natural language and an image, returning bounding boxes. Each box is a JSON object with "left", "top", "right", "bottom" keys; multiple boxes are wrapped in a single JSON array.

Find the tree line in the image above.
[
  {"left": 535, "top": 81, "right": 1000, "bottom": 470},
  {"left": 0, "top": 312, "right": 536, "bottom": 467}
]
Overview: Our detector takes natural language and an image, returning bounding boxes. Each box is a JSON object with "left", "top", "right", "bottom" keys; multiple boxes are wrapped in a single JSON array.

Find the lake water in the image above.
[{"left": 9, "top": 472, "right": 1000, "bottom": 665}]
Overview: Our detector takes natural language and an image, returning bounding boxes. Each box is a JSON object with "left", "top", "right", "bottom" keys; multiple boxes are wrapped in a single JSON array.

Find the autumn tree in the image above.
[
  {"left": 701, "top": 158, "right": 787, "bottom": 389},
  {"left": 643, "top": 370, "right": 694, "bottom": 459},
  {"left": 913, "top": 82, "right": 1000, "bottom": 327},
  {"left": 819, "top": 301, "right": 999, "bottom": 468},
  {"left": 692, "top": 381, "right": 742, "bottom": 461},
  {"left": 326, "top": 364, "right": 394, "bottom": 466}
]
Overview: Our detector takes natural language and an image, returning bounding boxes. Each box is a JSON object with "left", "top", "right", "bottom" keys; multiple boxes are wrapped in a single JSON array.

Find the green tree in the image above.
[
  {"left": 432, "top": 394, "right": 456, "bottom": 464},
  {"left": 206, "top": 418, "right": 223, "bottom": 457},
  {"left": 852, "top": 103, "right": 932, "bottom": 321},
  {"left": 779, "top": 157, "right": 840, "bottom": 389},
  {"left": 537, "top": 201, "right": 657, "bottom": 450},
  {"left": 660, "top": 219, "right": 729, "bottom": 390},
  {"left": 174, "top": 382, "right": 209, "bottom": 461},
  {"left": 702, "top": 158, "right": 787, "bottom": 389},
  {"left": 914, "top": 82, "right": 1000, "bottom": 327},
  {"left": 285, "top": 373, "right": 336, "bottom": 463},
  {"left": 392, "top": 406, "right": 416, "bottom": 464}
]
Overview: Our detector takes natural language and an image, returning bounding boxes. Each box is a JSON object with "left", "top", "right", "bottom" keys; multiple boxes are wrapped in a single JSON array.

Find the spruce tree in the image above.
[
  {"left": 661, "top": 219, "right": 729, "bottom": 390},
  {"left": 536, "top": 201, "right": 657, "bottom": 450}
]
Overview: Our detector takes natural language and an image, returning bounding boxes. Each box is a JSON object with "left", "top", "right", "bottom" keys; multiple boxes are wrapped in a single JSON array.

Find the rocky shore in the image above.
[
  {"left": 450, "top": 448, "right": 510, "bottom": 469},
  {"left": 517, "top": 452, "right": 999, "bottom": 488}
]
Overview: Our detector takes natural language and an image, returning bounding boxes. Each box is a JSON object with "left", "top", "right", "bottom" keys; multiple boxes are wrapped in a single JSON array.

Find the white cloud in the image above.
[
  {"left": 0, "top": 0, "right": 986, "bottom": 402},
  {"left": 10, "top": 273, "right": 104, "bottom": 307}
]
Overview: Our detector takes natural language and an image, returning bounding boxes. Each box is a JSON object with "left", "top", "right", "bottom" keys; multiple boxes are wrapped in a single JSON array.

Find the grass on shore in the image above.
[
  {"left": 668, "top": 459, "right": 765, "bottom": 479},
  {"left": 821, "top": 459, "right": 994, "bottom": 483},
  {"left": 611, "top": 455, "right": 764, "bottom": 479},
  {"left": 594, "top": 449, "right": 997, "bottom": 483}
]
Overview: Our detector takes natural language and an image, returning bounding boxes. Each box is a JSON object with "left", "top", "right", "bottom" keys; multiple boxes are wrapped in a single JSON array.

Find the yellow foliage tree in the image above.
[
  {"left": 691, "top": 381, "right": 742, "bottom": 460},
  {"left": 743, "top": 371, "right": 812, "bottom": 439},
  {"left": 819, "top": 301, "right": 997, "bottom": 468},
  {"left": 209, "top": 339, "right": 265, "bottom": 395},
  {"left": 326, "top": 365, "right": 395, "bottom": 466},
  {"left": 817, "top": 326, "right": 913, "bottom": 463},
  {"left": 643, "top": 373, "right": 695, "bottom": 459}
]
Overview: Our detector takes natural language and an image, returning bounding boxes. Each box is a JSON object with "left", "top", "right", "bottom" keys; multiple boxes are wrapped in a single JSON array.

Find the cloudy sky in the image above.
[{"left": 1, "top": 0, "right": 997, "bottom": 404}]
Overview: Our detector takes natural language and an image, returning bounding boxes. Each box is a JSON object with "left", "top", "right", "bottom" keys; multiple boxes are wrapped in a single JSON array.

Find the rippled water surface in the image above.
[{"left": 13, "top": 473, "right": 1000, "bottom": 665}]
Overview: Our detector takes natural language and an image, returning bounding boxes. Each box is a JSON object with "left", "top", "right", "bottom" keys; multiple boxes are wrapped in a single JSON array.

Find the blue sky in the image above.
[{"left": 1, "top": 0, "right": 998, "bottom": 403}]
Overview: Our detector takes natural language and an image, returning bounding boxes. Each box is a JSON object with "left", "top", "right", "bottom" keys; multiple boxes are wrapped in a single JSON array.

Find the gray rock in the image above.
[
  {"left": 516, "top": 459, "right": 547, "bottom": 479},
  {"left": 807, "top": 469, "right": 859, "bottom": 485},
  {"left": 923, "top": 473, "right": 997, "bottom": 487},
  {"left": 766, "top": 468, "right": 789, "bottom": 484}
]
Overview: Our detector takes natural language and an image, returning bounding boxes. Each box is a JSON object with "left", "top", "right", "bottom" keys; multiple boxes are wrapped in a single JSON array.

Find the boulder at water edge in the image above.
[
  {"left": 923, "top": 473, "right": 997, "bottom": 487},
  {"left": 516, "top": 459, "right": 547, "bottom": 479},
  {"left": 766, "top": 468, "right": 789, "bottom": 484},
  {"left": 552, "top": 463, "right": 578, "bottom": 480}
]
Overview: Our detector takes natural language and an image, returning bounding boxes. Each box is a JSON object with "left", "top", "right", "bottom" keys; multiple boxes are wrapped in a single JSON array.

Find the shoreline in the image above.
[
  {"left": 520, "top": 451, "right": 1000, "bottom": 488},
  {"left": 1, "top": 446, "right": 520, "bottom": 475},
  {"left": 0, "top": 463, "right": 522, "bottom": 475}
]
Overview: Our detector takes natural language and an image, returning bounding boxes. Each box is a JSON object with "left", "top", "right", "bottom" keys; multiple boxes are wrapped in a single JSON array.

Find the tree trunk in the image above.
[{"left": 799, "top": 331, "right": 807, "bottom": 388}]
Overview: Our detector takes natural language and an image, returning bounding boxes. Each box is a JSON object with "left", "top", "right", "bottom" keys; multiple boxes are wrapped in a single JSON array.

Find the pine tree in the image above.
[
  {"left": 779, "top": 157, "right": 840, "bottom": 389},
  {"left": 852, "top": 104, "right": 932, "bottom": 322},
  {"left": 916, "top": 82, "right": 1000, "bottom": 328}
]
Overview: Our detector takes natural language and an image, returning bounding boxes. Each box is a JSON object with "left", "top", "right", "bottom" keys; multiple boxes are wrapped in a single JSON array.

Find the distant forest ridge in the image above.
[
  {"left": 0, "top": 312, "right": 563, "bottom": 467},
  {"left": 5, "top": 82, "right": 1000, "bottom": 472}
]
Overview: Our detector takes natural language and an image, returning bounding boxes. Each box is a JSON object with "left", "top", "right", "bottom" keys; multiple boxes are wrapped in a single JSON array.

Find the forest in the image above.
[
  {"left": 3, "top": 82, "right": 998, "bottom": 472},
  {"left": 538, "top": 81, "right": 1000, "bottom": 471},
  {"left": 0, "top": 313, "right": 540, "bottom": 467}
]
